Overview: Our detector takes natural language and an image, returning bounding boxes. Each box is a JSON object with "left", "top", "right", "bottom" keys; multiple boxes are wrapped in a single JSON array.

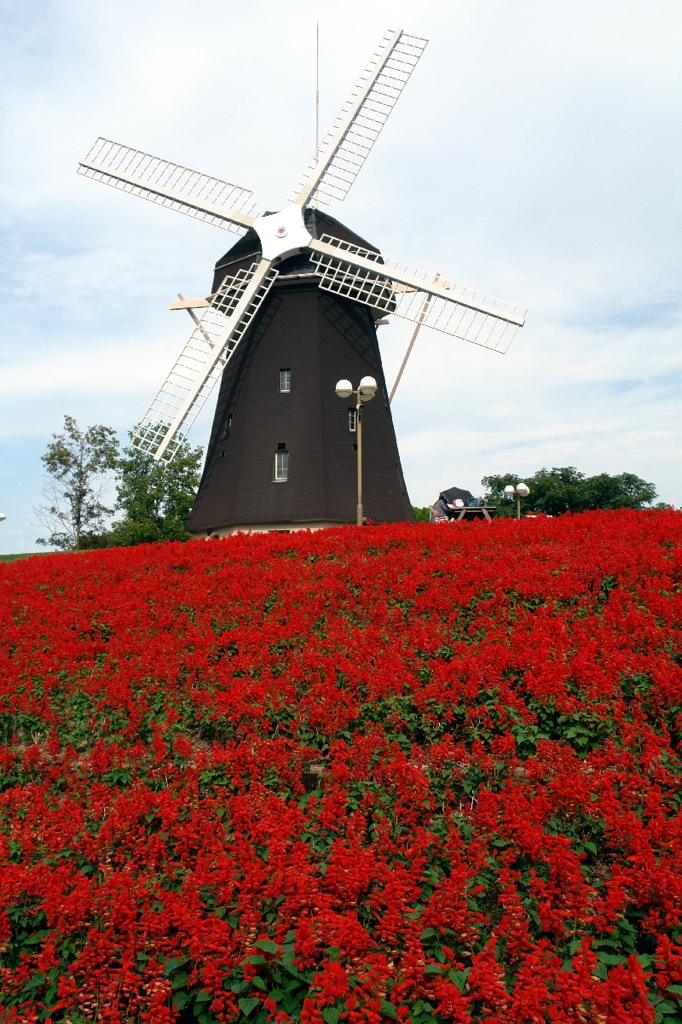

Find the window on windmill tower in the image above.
[
  {"left": 279, "top": 369, "right": 291, "bottom": 393},
  {"left": 348, "top": 407, "right": 357, "bottom": 432},
  {"left": 274, "top": 448, "right": 289, "bottom": 482}
]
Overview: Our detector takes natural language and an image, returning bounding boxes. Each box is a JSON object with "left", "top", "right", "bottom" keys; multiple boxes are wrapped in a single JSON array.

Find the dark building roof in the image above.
[{"left": 211, "top": 209, "right": 380, "bottom": 293}]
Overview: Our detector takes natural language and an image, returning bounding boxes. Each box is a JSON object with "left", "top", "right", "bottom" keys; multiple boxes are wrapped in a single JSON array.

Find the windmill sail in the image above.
[
  {"left": 290, "top": 29, "right": 427, "bottom": 208},
  {"left": 132, "top": 260, "right": 277, "bottom": 463},
  {"left": 309, "top": 235, "right": 526, "bottom": 353},
  {"left": 78, "top": 139, "right": 257, "bottom": 233}
]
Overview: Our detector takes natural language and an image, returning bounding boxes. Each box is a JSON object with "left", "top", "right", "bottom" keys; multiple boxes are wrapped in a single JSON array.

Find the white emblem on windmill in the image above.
[{"left": 77, "top": 27, "right": 526, "bottom": 464}]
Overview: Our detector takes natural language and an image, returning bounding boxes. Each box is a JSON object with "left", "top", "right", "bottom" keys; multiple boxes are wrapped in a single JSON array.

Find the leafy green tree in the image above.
[
  {"left": 412, "top": 506, "right": 430, "bottom": 522},
  {"left": 581, "top": 471, "right": 658, "bottom": 510},
  {"left": 108, "top": 439, "right": 203, "bottom": 546},
  {"left": 35, "top": 415, "right": 120, "bottom": 550},
  {"left": 482, "top": 466, "right": 658, "bottom": 518},
  {"left": 480, "top": 473, "right": 531, "bottom": 518}
]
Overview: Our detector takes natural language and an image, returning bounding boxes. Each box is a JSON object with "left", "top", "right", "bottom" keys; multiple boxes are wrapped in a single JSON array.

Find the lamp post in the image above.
[
  {"left": 503, "top": 482, "right": 530, "bottom": 520},
  {"left": 335, "top": 376, "right": 378, "bottom": 525}
]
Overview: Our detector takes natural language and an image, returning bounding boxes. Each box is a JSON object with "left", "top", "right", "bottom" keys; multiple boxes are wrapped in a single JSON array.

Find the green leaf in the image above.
[
  {"left": 448, "top": 968, "right": 470, "bottom": 992},
  {"left": 172, "top": 972, "right": 189, "bottom": 990},
  {"left": 254, "top": 939, "right": 279, "bottom": 954},
  {"left": 242, "top": 955, "right": 267, "bottom": 965},
  {"left": 321, "top": 1009, "right": 340, "bottom": 1024},
  {"left": 584, "top": 841, "right": 598, "bottom": 855},
  {"left": 173, "top": 991, "right": 191, "bottom": 1010},
  {"left": 164, "top": 957, "right": 189, "bottom": 977},
  {"left": 195, "top": 990, "right": 212, "bottom": 1003},
  {"left": 252, "top": 976, "right": 267, "bottom": 991},
  {"left": 238, "top": 997, "right": 261, "bottom": 1017},
  {"left": 44, "top": 983, "right": 58, "bottom": 1006},
  {"left": 666, "top": 985, "right": 682, "bottom": 996},
  {"left": 23, "top": 972, "right": 46, "bottom": 991},
  {"left": 381, "top": 1001, "right": 398, "bottom": 1020},
  {"left": 597, "top": 952, "right": 627, "bottom": 965},
  {"left": 424, "top": 964, "right": 443, "bottom": 974}
]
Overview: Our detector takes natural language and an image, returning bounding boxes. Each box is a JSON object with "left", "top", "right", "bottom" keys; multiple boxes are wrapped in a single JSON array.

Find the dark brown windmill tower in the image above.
[{"left": 77, "top": 29, "right": 526, "bottom": 535}]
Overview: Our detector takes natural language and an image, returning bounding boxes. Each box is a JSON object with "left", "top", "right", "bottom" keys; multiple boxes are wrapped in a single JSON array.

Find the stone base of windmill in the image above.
[{"left": 205, "top": 520, "right": 348, "bottom": 538}]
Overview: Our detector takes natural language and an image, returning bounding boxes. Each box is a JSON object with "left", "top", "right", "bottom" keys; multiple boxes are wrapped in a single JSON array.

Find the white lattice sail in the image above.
[
  {"left": 132, "top": 261, "right": 277, "bottom": 462},
  {"left": 77, "top": 26, "right": 529, "bottom": 464},
  {"left": 290, "top": 29, "right": 428, "bottom": 208},
  {"left": 78, "top": 139, "right": 257, "bottom": 233},
  {"left": 309, "top": 235, "right": 526, "bottom": 353}
]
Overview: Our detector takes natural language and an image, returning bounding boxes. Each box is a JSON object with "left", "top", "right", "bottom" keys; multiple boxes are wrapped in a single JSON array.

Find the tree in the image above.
[
  {"left": 35, "top": 415, "right": 120, "bottom": 550},
  {"left": 107, "top": 439, "right": 203, "bottom": 546},
  {"left": 481, "top": 466, "right": 657, "bottom": 518}
]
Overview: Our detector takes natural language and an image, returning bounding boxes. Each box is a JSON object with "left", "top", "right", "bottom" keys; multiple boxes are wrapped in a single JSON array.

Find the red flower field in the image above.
[{"left": 1, "top": 510, "right": 682, "bottom": 1024}]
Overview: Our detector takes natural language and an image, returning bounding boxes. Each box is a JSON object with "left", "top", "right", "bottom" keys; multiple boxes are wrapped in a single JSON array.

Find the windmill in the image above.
[{"left": 78, "top": 27, "right": 526, "bottom": 535}]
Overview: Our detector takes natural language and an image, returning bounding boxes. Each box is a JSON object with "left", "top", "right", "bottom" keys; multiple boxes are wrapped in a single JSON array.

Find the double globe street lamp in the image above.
[
  {"left": 335, "top": 376, "right": 378, "bottom": 526},
  {"left": 504, "top": 481, "right": 530, "bottom": 520}
]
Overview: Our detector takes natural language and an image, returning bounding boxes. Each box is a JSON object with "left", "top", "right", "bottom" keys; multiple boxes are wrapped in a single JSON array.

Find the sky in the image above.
[{"left": 1, "top": 0, "right": 681, "bottom": 552}]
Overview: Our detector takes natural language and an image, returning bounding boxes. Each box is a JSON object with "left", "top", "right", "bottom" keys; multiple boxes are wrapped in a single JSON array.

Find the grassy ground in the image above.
[{"left": 0, "top": 552, "right": 50, "bottom": 563}]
